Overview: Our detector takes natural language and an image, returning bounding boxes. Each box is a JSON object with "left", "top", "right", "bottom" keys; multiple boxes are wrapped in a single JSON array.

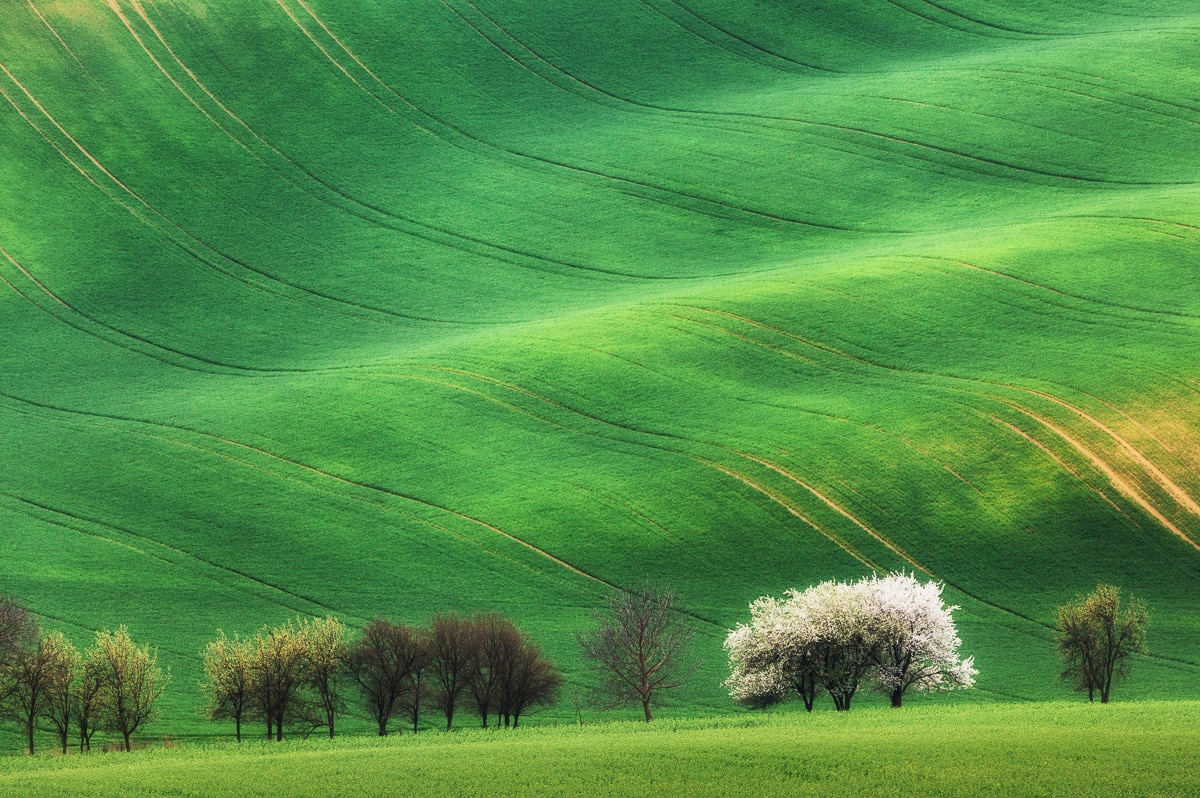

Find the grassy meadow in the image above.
[
  {"left": 0, "top": 0, "right": 1199, "bottom": 760},
  {"left": 2, "top": 702, "right": 1198, "bottom": 797}
]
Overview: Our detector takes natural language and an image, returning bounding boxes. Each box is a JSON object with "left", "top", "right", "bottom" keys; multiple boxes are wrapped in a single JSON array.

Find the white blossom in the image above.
[{"left": 725, "top": 573, "right": 976, "bottom": 711}]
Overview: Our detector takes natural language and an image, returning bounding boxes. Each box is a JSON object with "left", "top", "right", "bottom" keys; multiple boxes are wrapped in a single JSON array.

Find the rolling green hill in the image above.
[{"left": 2, "top": 0, "right": 1199, "bottom": 737}]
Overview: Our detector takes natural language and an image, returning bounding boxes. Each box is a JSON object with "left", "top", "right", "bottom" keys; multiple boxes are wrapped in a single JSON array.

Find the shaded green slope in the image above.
[{"left": 1, "top": 0, "right": 1199, "bottom": 732}]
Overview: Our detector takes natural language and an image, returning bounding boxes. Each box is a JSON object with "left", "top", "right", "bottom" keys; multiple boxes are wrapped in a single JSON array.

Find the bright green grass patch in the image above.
[
  {"left": 2, "top": 0, "right": 1200, "bottom": 734},
  {"left": 1, "top": 702, "right": 1196, "bottom": 797}
]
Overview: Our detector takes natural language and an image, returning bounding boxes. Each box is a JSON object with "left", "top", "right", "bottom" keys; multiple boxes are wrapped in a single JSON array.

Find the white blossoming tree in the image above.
[
  {"left": 864, "top": 573, "right": 976, "bottom": 707},
  {"left": 725, "top": 573, "right": 975, "bottom": 712}
]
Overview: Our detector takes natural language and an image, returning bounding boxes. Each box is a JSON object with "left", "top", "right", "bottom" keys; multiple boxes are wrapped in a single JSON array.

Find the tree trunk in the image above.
[
  {"left": 235, "top": 716, "right": 242, "bottom": 743},
  {"left": 890, "top": 687, "right": 903, "bottom": 708},
  {"left": 60, "top": 729, "right": 68, "bottom": 756},
  {"left": 27, "top": 721, "right": 35, "bottom": 756},
  {"left": 642, "top": 698, "right": 653, "bottom": 722},
  {"left": 123, "top": 731, "right": 132, "bottom": 752}
]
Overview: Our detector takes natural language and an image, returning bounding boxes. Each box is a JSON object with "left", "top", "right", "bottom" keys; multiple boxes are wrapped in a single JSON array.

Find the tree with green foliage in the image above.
[
  {"left": 578, "top": 581, "right": 697, "bottom": 722},
  {"left": 87, "top": 627, "right": 169, "bottom": 752},
  {"left": 39, "top": 632, "right": 81, "bottom": 755},
  {"left": 73, "top": 660, "right": 102, "bottom": 753},
  {"left": 1055, "top": 583, "right": 1149, "bottom": 703},
  {"left": 299, "top": 616, "right": 349, "bottom": 739},
  {"left": 201, "top": 631, "right": 254, "bottom": 742},
  {"left": 249, "top": 620, "right": 309, "bottom": 741}
]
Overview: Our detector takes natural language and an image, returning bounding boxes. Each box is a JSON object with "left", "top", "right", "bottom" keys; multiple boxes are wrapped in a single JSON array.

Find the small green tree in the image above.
[
  {"left": 299, "top": 616, "right": 348, "bottom": 739},
  {"left": 201, "top": 632, "right": 254, "bottom": 742},
  {"left": 1055, "top": 583, "right": 1148, "bottom": 704},
  {"left": 88, "top": 627, "right": 169, "bottom": 751},
  {"left": 39, "top": 632, "right": 81, "bottom": 755}
]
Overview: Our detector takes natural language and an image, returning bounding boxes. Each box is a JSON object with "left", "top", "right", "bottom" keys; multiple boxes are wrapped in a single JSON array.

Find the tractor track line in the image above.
[
  {"left": 0, "top": 388, "right": 615, "bottom": 591},
  {"left": 0, "top": 491, "right": 343, "bottom": 618},
  {"left": 271, "top": 0, "right": 875, "bottom": 232}
]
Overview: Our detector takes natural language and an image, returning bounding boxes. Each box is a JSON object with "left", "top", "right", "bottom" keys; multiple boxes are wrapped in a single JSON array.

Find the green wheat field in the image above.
[{"left": 1, "top": 0, "right": 1199, "bottom": 793}]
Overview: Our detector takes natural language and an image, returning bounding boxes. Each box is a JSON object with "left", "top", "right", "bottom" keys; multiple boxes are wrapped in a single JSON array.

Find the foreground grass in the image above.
[
  {"left": 3, "top": 0, "right": 1200, "bottom": 728},
  {"left": 1, "top": 702, "right": 1196, "bottom": 797}
]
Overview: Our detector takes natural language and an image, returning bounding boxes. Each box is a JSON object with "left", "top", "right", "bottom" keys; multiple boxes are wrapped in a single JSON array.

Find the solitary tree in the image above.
[
  {"left": 201, "top": 632, "right": 254, "bottom": 742},
  {"left": 427, "top": 614, "right": 477, "bottom": 731},
  {"left": 578, "top": 581, "right": 697, "bottom": 722},
  {"left": 88, "top": 627, "right": 169, "bottom": 752},
  {"left": 1055, "top": 583, "right": 1148, "bottom": 703}
]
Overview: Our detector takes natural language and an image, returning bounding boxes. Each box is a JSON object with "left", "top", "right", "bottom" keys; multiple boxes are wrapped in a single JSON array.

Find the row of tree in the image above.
[
  {"left": 0, "top": 599, "right": 167, "bottom": 755},
  {"left": 201, "top": 613, "right": 563, "bottom": 742},
  {"left": 0, "top": 577, "right": 1149, "bottom": 755}
]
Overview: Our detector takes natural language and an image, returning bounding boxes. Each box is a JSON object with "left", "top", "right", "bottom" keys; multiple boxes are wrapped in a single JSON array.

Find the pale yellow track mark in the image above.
[
  {"left": 1019, "top": 386, "right": 1200, "bottom": 518},
  {"left": 0, "top": 59, "right": 154, "bottom": 207},
  {"left": 0, "top": 83, "right": 110, "bottom": 196},
  {"left": 734, "top": 450, "right": 931, "bottom": 576},
  {"left": 0, "top": 247, "right": 68, "bottom": 307},
  {"left": 982, "top": 412, "right": 1134, "bottom": 522},
  {"left": 670, "top": 313, "right": 820, "bottom": 367},
  {"left": 693, "top": 456, "right": 879, "bottom": 570},
  {"left": 270, "top": 0, "right": 385, "bottom": 104},
  {"left": 687, "top": 304, "right": 1200, "bottom": 538},
  {"left": 26, "top": 0, "right": 93, "bottom": 78},
  {"left": 1003, "top": 403, "right": 1199, "bottom": 550}
]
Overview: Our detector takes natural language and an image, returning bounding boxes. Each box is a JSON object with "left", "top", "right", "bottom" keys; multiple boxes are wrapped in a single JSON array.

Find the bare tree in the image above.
[
  {"left": 0, "top": 596, "right": 37, "bottom": 702},
  {"left": 467, "top": 613, "right": 519, "bottom": 729},
  {"left": 40, "top": 632, "right": 81, "bottom": 755},
  {"left": 201, "top": 632, "right": 254, "bottom": 742},
  {"left": 503, "top": 636, "right": 562, "bottom": 728},
  {"left": 578, "top": 581, "right": 697, "bottom": 722},
  {"left": 6, "top": 631, "right": 76, "bottom": 755},
  {"left": 427, "top": 614, "right": 477, "bottom": 730},
  {"left": 1056, "top": 583, "right": 1149, "bottom": 703},
  {"left": 87, "top": 627, "right": 169, "bottom": 752},
  {"left": 398, "top": 630, "right": 432, "bottom": 734},
  {"left": 347, "top": 618, "right": 424, "bottom": 736},
  {"left": 299, "top": 617, "right": 348, "bottom": 739},
  {"left": 249, "top": 620, "right": 309, "bottom": 741}
]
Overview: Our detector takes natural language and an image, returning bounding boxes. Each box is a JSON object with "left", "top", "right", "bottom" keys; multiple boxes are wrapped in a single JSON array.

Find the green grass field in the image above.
[
  {"left": 2, "top": 0, "right": 1200, "bottom": 750},
  {"left": 2, "top": 702, "right": 1198, "bottom": 797}
]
